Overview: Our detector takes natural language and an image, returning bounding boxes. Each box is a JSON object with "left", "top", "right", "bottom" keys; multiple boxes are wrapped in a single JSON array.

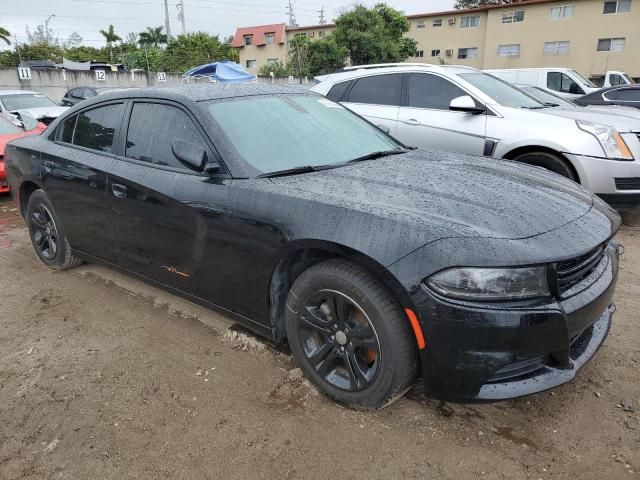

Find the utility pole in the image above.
[
  {"left": 164, "top": 0, "right": 172, "bottom": 40},
  {"left": 287, "top": 0, "right": 297, "bottom": 27},
  {"left": 319, "top": 5, "right": 326, "bottom": 25},
  {"left": 177, "top": 0, "right": 186, "bottom": 35}
]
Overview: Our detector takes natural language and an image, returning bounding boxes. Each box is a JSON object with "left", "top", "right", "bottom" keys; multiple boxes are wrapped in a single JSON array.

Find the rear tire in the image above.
[
  {"left": 285, "top": 259, "right": 418, "bottom": 409},
  {"left": 513, "top": 151, "right": 578, "bottom": 182},
  {"left": 26, "top": 189, "right": 82, "bottom": 270}
]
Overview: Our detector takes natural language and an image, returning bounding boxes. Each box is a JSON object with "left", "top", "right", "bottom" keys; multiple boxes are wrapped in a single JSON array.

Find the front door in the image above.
[
  {"left": 107, "top": 100, "right": 230, "bottom": 293},
  {"left": 396, "top": 73, "right": 487, "bottom": 155},
  {"left": 40, "top": 102, "right": 125, "bottom": 264}
]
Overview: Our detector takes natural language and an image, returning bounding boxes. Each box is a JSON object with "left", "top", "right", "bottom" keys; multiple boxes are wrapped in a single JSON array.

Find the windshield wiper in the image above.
[
  {"left": 347, "top": 149, "right": 408, "bottom": 164},
  {"left": 257, "top": 165, "right": 319, "bottom": 178},
  {"left": 544, "top": 102, "right": 561, "bottom": 107}
]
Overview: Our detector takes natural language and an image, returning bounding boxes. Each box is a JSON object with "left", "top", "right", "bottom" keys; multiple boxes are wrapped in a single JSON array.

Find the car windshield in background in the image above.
[
  {"left": 459, "top": 73, "right": 545, "bottom": 109},
  {"left": 520, "top": 86, "right": 574, "bottom": 107},
  {"left": 0, "top": 94, "right": 58, "bottom": 111},
  {"left": 0, "top": 117, "right": 22, "bottom": 135},
  {"left": 571, "top": 70, "right": 597, "bottom": 88},
  {"left": 207, "top": 95, "right": 401, "bottom": 175}
]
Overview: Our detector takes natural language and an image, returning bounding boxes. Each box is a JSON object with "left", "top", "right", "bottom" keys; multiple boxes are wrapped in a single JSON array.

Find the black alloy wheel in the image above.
[
  {"left": 295, "top": 289, "right": 381, "bottom": 392},
  {"left": 29, "top": 203, "right": 58, "bottom": 260}
]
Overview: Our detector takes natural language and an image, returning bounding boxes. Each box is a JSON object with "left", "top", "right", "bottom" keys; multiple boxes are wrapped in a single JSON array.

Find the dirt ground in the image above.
[{"left": 0, "top": 194, "right": 638, "bottom": 480}]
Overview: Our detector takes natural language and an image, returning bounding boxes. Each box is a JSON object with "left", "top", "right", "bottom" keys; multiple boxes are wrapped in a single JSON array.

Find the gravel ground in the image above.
[{"left": 0, "top": 194, "right": 638, "bottom": 480}]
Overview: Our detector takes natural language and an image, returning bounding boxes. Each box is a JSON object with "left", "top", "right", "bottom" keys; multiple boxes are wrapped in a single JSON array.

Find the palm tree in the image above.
[
  {"left": 0, "top": 27, "right": 11, "bottom": 45},
  {"left": 138, "top": 26, "right": 167, "bottom": 48},
  {"left": 99, "top": 24, "right": 121, "bottom": 62}
]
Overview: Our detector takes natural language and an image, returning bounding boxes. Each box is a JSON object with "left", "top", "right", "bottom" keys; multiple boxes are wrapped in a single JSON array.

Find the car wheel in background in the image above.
[
  {"left": 513, "top": 151, "right": 578, "bottom": 182},
  {"left": 285, "top": 259, "right": 418, "bottom": 409},
  {"left": 26, "top": 189, "right": 82, "bottom": 270}
]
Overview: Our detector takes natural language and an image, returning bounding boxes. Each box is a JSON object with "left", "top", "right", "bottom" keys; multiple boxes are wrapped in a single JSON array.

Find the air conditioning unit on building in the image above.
[
  {"left": 445, "top": 49, "right": 454, "bottom": 56},
  {"left": 448, "top": 17, "right": 456, "bottom": 25}
]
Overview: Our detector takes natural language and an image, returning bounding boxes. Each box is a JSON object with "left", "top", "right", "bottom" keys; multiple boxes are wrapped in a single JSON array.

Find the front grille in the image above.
[
  {"left": 556, "top": 245, "right": 606, "bottom": 294},
  {"left": 615, "top": 177, "right": 640, "bottom": 191}
]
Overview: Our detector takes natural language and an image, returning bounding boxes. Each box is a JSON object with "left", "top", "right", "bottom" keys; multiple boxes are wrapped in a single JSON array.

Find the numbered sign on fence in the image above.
[
  {"left": 17, "top": 67, "right": 32, "bottom": 80},
  {"left": 157, "top": 72, "right": 166, "bottom": 82},
  {"left": 95, "top": 70, "right": 106, "bottom": 81}
]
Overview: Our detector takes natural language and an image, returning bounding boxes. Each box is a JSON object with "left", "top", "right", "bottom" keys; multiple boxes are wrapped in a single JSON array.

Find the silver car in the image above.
[
  {"left": 312, "top": 64, "right": 640, "bottom": 209},
  {"left": 0, "top": 90, "right": 68, "bottom": 126}
]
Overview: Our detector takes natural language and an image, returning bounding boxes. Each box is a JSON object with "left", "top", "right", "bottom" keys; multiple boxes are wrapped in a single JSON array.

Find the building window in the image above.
[
  {"left": 550, "top": 5, "right": 576, "bottom": 18},
  {"left": 319, "top": 30, "right": 325, "bottom": 38},
  {"left": 543, "top": 40, "right": 570, "bottom": 55},
  {"left": 243, "top": 35, "right": 253, "bottom": 46},
  {"left": 598, "top": 37, "right": 626, "bottom": 51},
  {"left": 415, "top": 50, "right": 424, "bottom": 58},
  {"left": 431, "top": 49, "right": 441, "bottom": 57},
  {"left": 603, "top": 0, "right": 631, "bottom": 13},
  {"left": 265, "top": 33, "right": 275, "bottom": 44},
  {"left": 501, "top": 10, "right": 525, "bottom": 23},
  {"left": 460, "top": 15, "right": 481, "bottom": 28},
  {"left": 416, "top": 21, "right": 426, "bottom": 28},
  {"left": 432, "top": 19, "right": 443, "bottom": 27},
  {"left": 267, "top": 58, "right": 279, "bottom": 66},
  {"left": 497, "top": 44, "right": 521, "bottom": 57},
  {"left": 458, "top": 47, "right": 478, "bottom": 59},
  {"left": 246, "top": 59, "right": 256, "bottom": 68}
]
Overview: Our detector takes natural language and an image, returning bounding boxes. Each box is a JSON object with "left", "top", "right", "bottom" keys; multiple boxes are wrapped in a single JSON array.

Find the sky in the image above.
[{"left": 0, "top": 0, "right": 455, "bottom": 49}]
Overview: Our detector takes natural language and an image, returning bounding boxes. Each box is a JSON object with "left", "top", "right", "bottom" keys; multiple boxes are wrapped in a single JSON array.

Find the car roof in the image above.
[
  {"left": 316, "top": 63, "right": 480, "bottom": 84},
  {"left": 0, "top": 90, "right": 40, "bottom": 96},
  {"left": 93, "top": 83, "right": 315, "bottom": 103}
]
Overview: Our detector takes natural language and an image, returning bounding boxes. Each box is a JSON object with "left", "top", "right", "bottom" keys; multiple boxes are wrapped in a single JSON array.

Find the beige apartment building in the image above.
[{"left": 232, "top": 0, "right": 640, "bottom": 80}]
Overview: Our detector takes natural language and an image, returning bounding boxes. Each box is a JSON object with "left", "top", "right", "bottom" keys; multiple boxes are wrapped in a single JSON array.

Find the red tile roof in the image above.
[{"left": 231, "top": 23, "right": 286, "bottom": 48}]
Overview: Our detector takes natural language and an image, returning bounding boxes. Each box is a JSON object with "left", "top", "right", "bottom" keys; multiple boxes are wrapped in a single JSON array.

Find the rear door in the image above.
[
  {"left": 41, "top": 102, "right": 125, "bottom": 263},
  {"left": 107, "top": 100, "right": 230, "bottom": 293},
  {"left": 396, "top": 72, "right": 487, "bottom": 154},
  {"left": 340, "top": 73, "right": 403, "bottom": 136}
]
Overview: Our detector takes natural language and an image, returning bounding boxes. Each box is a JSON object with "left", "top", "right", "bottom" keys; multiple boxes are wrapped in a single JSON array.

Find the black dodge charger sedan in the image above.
[{"left": 5, "top": 85, "right": 621, "bottom": 408}]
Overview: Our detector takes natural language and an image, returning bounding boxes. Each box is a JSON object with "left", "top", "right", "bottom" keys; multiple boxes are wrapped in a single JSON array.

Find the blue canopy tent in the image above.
[{"left": 182, "top": 61, "right": 256, "bottom": 84}]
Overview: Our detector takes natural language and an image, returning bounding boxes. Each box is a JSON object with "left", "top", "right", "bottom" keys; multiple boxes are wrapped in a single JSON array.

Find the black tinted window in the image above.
[
  {"left": 346, "top": 74, "right": 402, "bottom": 106},
  {"left": 58, "top": 115, "right": 76, "bottom": 143},
  {"left": 73, "top": 104, "right": 124, "bottom": 153},
  {"left": 125, "top": 103, "right": 206, "bottom": 169},
  {"left": 615, "top": 88, "right": 640, "bottom": 101},
  {"left": 547, "top": 72, "right": 584, "bottom": 94},
  {"left": 407, "top": 73, "right": 467, "bottom": 110},
  {"left": 326, "top": 81, "right": 351, "bottom": 102}
]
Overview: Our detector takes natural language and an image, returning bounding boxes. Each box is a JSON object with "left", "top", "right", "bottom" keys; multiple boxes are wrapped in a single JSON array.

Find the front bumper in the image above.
[{"left": 413, "top": 242, "right": 618, "bottom": 402}]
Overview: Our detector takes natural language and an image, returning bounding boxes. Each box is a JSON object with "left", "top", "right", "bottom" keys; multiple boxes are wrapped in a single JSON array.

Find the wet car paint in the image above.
[{"left": 4, "top": 85, "right": 621, "bottom": 401}]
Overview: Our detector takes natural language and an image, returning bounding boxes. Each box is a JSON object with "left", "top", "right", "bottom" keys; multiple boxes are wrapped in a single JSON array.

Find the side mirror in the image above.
[
  {"left": 376, "top": 124, "right": 390, "bottom": 134},
  {"left": 171, "top": 138, "right": 207, "bottom": 171},
  {"left": 449, "top": 95, "right": 486, "bottom": 114}
]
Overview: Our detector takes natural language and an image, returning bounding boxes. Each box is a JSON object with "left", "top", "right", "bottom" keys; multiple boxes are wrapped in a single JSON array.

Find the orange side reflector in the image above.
[{"left": 405, "top": 308, "right": 426, "bottom": 350}]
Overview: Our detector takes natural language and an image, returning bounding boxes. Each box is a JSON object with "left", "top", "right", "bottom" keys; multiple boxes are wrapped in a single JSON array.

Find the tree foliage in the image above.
[
  {"left": 454, "top": 0, "right": 519, "bottom": 8},
  {"left": 0, "top": 27, "right": 10, "bottom": 45},
  {"left": 139, "top": 26, "right": 167, "bottom": 48},
  {"left": 333, "top": 3, "right": 415, "bottom": 66},
  {"left": 99, "top": 24, "right": 121, "bottom": 62}
]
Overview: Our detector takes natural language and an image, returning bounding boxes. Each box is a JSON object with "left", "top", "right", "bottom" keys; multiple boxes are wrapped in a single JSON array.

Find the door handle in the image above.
[
  {"left": 406, "top": 118, "right": 419, "bottom": 125},
  {"left": 43, "top": 160, "right": 55, "bottom": 172},
  {"left": 111, "top": 183, "right": 128, "bottom": 199}
]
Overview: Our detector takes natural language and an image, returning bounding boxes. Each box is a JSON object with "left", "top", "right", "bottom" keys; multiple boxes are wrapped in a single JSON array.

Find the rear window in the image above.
[
  {"left": 72, "top": 103, "right": 125, "bottom": 153},
  {"left": 345, "top": 74, "right": 403, "bottom": 106}
]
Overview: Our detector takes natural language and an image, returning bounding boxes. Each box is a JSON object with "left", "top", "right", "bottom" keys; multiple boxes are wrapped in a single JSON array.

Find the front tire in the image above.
[
  {"left": 513, "top": 151, "right": 578, "bottom": 182},
  {"left": 26, "top": 189, "right": 82, "bottom": 270},
  {"left": 285, "top": 259, "right": 418, "bottom": 409}
]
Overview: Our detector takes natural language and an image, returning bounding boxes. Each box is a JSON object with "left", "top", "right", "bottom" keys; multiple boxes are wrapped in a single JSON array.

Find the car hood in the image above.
[
  {"left": 270, "top": 150, "right": 595, "bottom": 244},
  {"left": 0, "top": 129, "right": 41, "bottom": 156},
  {"left": 12, "top": 106, "right": 68, "bottom": 120},
  {"left": 542, "top": 106, "right": 640, "bottom": 132}
]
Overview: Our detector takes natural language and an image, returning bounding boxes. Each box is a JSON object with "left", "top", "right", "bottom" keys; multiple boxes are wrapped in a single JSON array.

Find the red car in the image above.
[{"left": 0, "top": 116, "right": 45, "bottom": 193}]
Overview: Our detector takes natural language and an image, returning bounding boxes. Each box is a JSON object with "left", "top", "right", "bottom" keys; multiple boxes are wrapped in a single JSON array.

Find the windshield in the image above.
[
  {"left": 0, "top": 94, "right": 58, "bottom": 111},
  {"left": 621, "top": 73, "right": 634, "bottom": 84},
  {"left": 0, "top": 117, "right": 22, "bottom": 135},
  {"left": 207, "top": 95, "right": 401, "bottom": 175},
  {"left": 520, "top": 86, "right": 574, "bottom": 107},
  {"left": 458, "top": 72, "right": 545, "bottom": 109},
  {"left": 570, "top": 70, "right": 597, "bottom": 88}
]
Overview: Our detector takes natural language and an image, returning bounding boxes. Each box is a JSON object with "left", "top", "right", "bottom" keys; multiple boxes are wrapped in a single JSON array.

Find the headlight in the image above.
[
  {"left": 425, "top": 266, "right": 550, "bottom": 301},
  {"left": 576, "top": 120, "right": 632, "bottom": 160}
]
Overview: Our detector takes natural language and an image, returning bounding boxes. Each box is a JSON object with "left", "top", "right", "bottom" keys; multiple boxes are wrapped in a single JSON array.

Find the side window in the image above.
[
  {"left": 125, "top": 102, "right": 207, "bottom": 170},
  {"left": 603, "top": 89, "right": 618, "bottom": 100},
  {"left": 346, "top": 74, "right": 403, "bottom": 106},
  {"left": 73, "top": 103, "right": 125, "bottom": 153},
  {"left": 326, "top": 81, "right": 352, "bottom": 102},
  {"left": 58, "top": 115, "right": 77, "bottom": 143},
  {"left": 407, "top": 73, "right": 468, "bottom": 110},
  {"left": 615, "top": 89, "right": 640, "bottom": 101},
  {"left": 82, "top": 88, "right": 94, "bottom": 98},
  {"left": 547, "top": 72, "right": 584, "bottom": 94},
  {"left": 610, "top": 74, "right": 623, "bottom": 86}
]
